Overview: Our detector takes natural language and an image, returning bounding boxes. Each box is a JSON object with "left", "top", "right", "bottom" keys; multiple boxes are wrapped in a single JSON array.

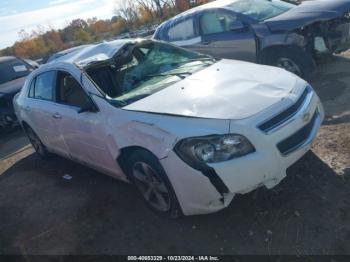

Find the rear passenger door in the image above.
[
  {"left": 197, "top": 10, "right": 257, "bottom": 62},
  {"left": 27, "top": 71, "right": 69, "bottom": 156}
]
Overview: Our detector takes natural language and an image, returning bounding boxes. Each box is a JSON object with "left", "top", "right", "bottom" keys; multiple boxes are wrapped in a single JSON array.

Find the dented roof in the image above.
[{"left": 51, "top": 39, "right": 138, "bottom": 67}]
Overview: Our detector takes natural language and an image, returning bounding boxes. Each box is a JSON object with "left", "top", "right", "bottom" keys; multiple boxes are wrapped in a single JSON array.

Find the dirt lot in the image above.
[{"left": 0, "top": 54, "right": 349, "bottom": 255}]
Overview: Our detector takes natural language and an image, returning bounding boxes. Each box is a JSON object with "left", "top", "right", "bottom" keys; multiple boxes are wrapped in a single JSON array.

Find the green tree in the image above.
[{"left": 74, "top": 29, "right": 92, "bottom": 44}]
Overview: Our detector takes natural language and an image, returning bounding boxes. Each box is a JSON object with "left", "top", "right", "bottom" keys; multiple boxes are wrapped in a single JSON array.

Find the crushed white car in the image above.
[{"left": 14, "top": 39, "right": 324, "bottom": 217}]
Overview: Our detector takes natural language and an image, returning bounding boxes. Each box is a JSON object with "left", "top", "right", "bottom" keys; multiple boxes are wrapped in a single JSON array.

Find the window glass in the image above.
[
  {"left": 56, "top": 71, "right": 91, "bottom": 108},
  {"left": 168, "top": 19, "right": 195, "bottom": 41},
  {"left": 200, "top": 12, "right": 237, "bottom": 35},
  {"left": 227, "top": 0, "right": 294, "bottom": 21},
  {"left": 86, "top": 42, "right": 215, "bottom": 107},
  {"left": 34, "top": 71, "right": 55, "bottom": 101},
  {"left": 0, "top": 58, "right": 33, "bottom": 85},
  {"left": 28, "top": 79, "right": 35, "bottom": 98}
]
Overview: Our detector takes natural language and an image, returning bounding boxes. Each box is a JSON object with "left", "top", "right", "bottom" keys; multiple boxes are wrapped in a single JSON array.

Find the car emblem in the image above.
[{"left": 302, "top": 112, "right": 311, "bottom": 123}]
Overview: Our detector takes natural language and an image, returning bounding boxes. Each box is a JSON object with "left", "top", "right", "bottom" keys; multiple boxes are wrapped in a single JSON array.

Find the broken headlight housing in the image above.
[{"left": 175, "top": 134, "right": 255, "bottom": 169}]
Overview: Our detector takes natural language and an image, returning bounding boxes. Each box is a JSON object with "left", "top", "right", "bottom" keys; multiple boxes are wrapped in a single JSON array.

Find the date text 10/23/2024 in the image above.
[{"left": 127, "top": 256, "right": 220, "bottom": 261}]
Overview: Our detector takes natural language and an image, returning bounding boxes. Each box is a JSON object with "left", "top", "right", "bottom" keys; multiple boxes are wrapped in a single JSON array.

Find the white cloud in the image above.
[
  {"left": 0, "top": 8, "right": 9, "bottom": 16},
  {"left": 49, "top": 0, "right": 72, "bottom": 6},
  {"left": 0, "top": 0, "right": 116, "bottom": 49}
]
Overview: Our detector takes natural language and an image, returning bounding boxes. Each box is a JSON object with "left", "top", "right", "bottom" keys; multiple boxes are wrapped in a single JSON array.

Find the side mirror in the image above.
[{"left": 229, "top": 20, "right": 246, "bottom": 32}]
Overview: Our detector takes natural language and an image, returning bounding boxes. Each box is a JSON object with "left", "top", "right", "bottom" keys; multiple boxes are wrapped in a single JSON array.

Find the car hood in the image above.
[
  {"left": 266, "top": 0, "right": 350, "bottom": 32},
  {"left": 124, "top": 60, "right": 302, "bottom": 120},
  {"left": 0, "top": 77, "right": 26, "bottom": 95}
]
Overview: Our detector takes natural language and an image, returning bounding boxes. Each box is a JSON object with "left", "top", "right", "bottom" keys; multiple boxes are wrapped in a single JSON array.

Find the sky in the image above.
[{"left": 0, "top": 0, "right": 117, "bottom": 49}]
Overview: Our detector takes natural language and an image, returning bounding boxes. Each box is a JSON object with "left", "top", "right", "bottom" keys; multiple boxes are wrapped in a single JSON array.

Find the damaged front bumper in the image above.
[
  {"left": 161, "top": 90, "right": 324, "bottom": 216},
  {"left": 328, "top": 22, "right": 350, "bottom": 53},
  {"left": 314, "top": 22, "right": 350, "bottom": 55}
]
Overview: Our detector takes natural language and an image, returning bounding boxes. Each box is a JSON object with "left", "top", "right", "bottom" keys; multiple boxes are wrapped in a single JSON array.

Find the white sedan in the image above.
[{"left": 14, "top": 39, "right": 324, "bottom": 217}]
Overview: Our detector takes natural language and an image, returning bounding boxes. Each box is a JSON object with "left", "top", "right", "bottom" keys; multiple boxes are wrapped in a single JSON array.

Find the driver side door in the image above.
[
  {"left": 197, "top": 10, "right": 257, "bottom": 62},
  {"left": 53, "top": 70, "right": 119, "bottom": 175}
]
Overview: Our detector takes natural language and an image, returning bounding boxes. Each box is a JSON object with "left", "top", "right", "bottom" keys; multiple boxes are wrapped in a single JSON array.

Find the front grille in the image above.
[
  {"left": 277, "top": 112, "right": 318, "bottom": 156},
  {"left": 258, "top": 87, "right": 311, "bottom": 133}
]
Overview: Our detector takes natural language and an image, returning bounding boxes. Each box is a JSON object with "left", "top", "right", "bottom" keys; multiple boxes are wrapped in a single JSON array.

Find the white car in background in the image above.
[{"left": 14, "top": 39, "right": 324, "bottom": 217}]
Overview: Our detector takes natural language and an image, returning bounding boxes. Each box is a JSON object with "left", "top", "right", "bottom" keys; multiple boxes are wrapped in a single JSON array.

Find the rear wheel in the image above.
[
  {"left": 126, "top": 150, "right": 182, "bottom": 218},
  {"left": 25, "top": 126, "right": 51, "bottom": 159}
]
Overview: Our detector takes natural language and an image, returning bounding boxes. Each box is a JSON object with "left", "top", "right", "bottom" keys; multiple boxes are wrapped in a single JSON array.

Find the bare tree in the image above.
[
  {"left": 114, "top": 0, "right": 139, "bottom": 28},
  {"left": 138, "top": 0, "right": 176, "bottom": 18},
  {"left": 114, "top": 0, "right": 176, "bottom": 25}
]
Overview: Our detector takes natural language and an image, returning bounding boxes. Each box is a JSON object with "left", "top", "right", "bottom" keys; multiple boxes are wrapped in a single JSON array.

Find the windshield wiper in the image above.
[
  {"left": 106, "top": 98, "right": 128, "bottom": 107},
  {"left": 172, "top": 57, "right": 216, "bottom": 66},
  {"left": 145, "top": 72, "right": 192, "bottom": 79},
  {"left": 108, "top": 94, "right": 149, "bottom": 108}
]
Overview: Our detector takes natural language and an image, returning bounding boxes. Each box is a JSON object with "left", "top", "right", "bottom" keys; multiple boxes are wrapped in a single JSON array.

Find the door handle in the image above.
[
  {"left": 202, "top": 41, "right": 210, "bottom": 45},
  {"left": 25, "top": 106, "right": 31, "bottom": 112},
  {"left": 52, "top": 113, "right": 62, "bottom": 119}
]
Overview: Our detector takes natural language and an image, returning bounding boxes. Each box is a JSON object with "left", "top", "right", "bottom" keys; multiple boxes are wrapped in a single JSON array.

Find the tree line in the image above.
[{"left": 0, "top": 0, "right": 210, "bottom": 60}]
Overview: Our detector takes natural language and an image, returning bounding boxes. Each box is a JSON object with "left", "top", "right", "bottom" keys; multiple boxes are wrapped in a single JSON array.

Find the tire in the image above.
[
  {"left": 260, "top": 46, "right": 315, "bottom": 80},
  {"left": 24, "top": 126, "right": 51, "bottom": 159},
  {"left": 126, "top": 149, "right": 182, "bottom": 219}
]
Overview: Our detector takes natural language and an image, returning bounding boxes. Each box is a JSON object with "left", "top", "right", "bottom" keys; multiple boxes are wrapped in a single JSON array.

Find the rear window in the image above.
[{"left": 0, "top": 58, "right": 32, "bottom": 85}]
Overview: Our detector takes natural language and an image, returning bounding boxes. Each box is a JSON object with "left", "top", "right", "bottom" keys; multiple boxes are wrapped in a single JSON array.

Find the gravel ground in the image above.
[{"left": 0, "top": 53, "right": 349, "bottom": 255}]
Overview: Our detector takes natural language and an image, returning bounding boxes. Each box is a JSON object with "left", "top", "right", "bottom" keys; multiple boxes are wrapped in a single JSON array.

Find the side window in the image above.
[
  {"left": 168, "top": 19, "right": 196, "bottom": 41},
  {"left": 33, "top": 71, "right": 56, "bottom": 101},
  {"left": 56, "top": 71, "right": 91, "bottom": 108},
  {"left": 200, "top": 11, "right": 237, "bottom": 35},
  {"left": 28, "top": 79, "right": 35, "bottom": 98}
]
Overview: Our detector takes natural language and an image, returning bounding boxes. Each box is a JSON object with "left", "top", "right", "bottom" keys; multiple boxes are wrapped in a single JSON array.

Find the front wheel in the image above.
[
  {"left": 275, "top": 57, "right": 303, "bottom": 76},
  {"left": 126, "top": 150, "right": 182, "bottom": 218},
  {"left": 261, "top": 47, "right": 315, "bottom": 79}
]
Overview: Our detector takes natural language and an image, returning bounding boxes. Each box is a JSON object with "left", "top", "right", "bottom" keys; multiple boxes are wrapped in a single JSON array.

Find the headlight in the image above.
[
  {"left": 175, "top": 134, "right": 255, "bottom": 169},
  {"left": 344, "top": 11, "right": 350, "bottom": 19}
]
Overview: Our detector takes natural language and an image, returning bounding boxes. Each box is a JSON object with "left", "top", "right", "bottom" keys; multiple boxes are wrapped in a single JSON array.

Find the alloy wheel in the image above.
[
  {"left": 132, "top": 162, "right": 171, "bottom": 212},
  {"left": 276, "top": 57, "right": 302, "bottom": 76}
]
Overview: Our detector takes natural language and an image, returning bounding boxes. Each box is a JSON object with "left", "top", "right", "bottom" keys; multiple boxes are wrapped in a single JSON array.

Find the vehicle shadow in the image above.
[
  {"left": 0, "top": 150, "right": 349, "bottom": 255},
  {"left": 0, "top": 128, "right": 29, "bottom": 161}
]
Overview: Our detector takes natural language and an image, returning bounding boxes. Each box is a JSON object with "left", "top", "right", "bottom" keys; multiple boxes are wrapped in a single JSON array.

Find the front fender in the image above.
[
  {"left": 115, "top": 120, "right": 177, "bottom": 160},
  {"left": 93, "top": 96, "right": 230, "bottom": 161},
  {"left": 259, "top": 32, "right": 308, "bottom": 54}
]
